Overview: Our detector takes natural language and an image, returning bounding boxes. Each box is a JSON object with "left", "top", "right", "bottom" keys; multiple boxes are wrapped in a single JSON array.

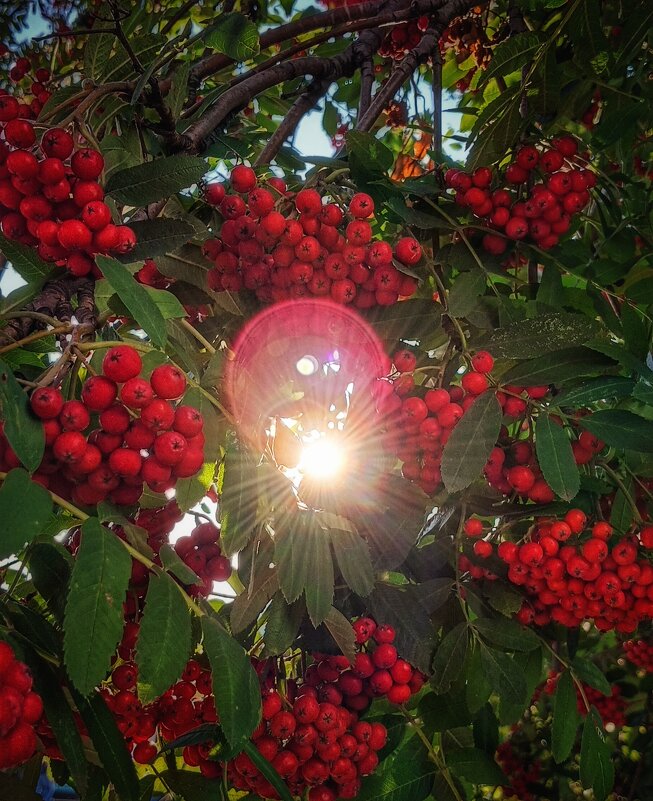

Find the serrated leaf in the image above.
[
  {"left": 263, "top": 593, "right": 304, "bottom": 656},
  {"left": 72, "top": 689, "right": 140, "bottom": 801},
  {"left": 482, "top": 32, "right": 542, "bottom": 81},
  {"left": 0, "top": 233, "right": 53, "bottom": 284},
  {"left": 448, "top": 270, "right": 487, "bottom": 318},
  {"left": 552, "top": 670, "right": 580, "bottom": 763},
  {"left": 479, "top": 644, "right": 527, "bottom": 707},
  {"left": 556, "top": 377, "right": 636, "bottom": 407},
  {"left": 572, "top": 659, "right": 611, "bottom": 696},
  {"left": 502, "top": 347, "right": 618, "bottom": 386},
  {"left": 168, "top": 61, "right": 191, "bottom": 117},
  {"left": 136, "top": 572, "right": 192, "bottom": 703},
  {"left": 0, "top": 359, "right": 45, "bottom": 472},
  {"left": 0, "top": 469, "right": 51, "bottom": 559},
  {"left": 324, "top": 606, "right": 357, "bottom": 663},
  {"left": 330, "top": 526, "right": 374, "bottom": 596},
  {"left": 106, "top": 155, "right": 207, "bottom": 206},
  {"left": 535, "top": 415, "right": 580, "bottom": 501},
  {"left": 473, "top": 617, "right": 540, "bottom": 652},
  {"left": 63, "top": 518, "right": 132, "bottom": 695},
  {"left": 386, "top": 197, "right": 451, "bottom": 229},
  {"left": 447, "top": 747, "right": 506, "bottom": 785},
  {"left": 467, "top": 96, "right": 523, "bottom": 170},
  {"left": 174, "top": 460, "right": 214, "bottom": 513},
  {"left": 580, "top": 707, "right": 614, "bottom": 801},
  {"left": 484, "top": 582, "right": 523, "bottom": 616},
  {"left": 96, "top": 256, "right": 167, "bottom": 348},
  {"left": 201, "top": 616, "right": 262, "bottom": 747},
  {"left": 610, "top": 476, "right": 636, "bottom": 533},
  {"left": 230, "top": 568, "right": 278, "bottom": 633},
  {"left": 219, "top": 447, "right": 259, "bottom": 556},
  {"left": 84, "top": 31, "right": 114, "bottom": 80},
  {"left": 346, "top": 131, "right": 394, "bottom": 173},
  {"left": 356, "top": 729, "right": 437, "bottom": 801},
  {"left": 159, "top": 542, "right": 201, "bottom": 585},
  {"left": 364, "top": 299, "right": 443, "bottom": 345},
  {"left": 304, "top": 519, "right": 335, "bottom": 626},
  {"left": 441, "top": 392, "right": 502, "bottom": 493},
  {"left": 28, "top": 543, "right": 72, "bottom": 621},
  {"left": 473, "top": 703, "right": 499, "bottom": 754},
  {"left": 579, "top": 410, "right": 653, "bottom": 453},
  {"left": 205, "top": 13, "right": 260, "bottom": 60},
  {"left": 633, "top": 377, "right": 653, "bottom": 405},
  {"left": 481, "top": 313, "right": 601, "bottom": 358},
  {"left": 123, "top": 218, "right": 195, "bottom": 262},
  {"left": 432, "top": 622, "right": 469, "bottom": 695}
]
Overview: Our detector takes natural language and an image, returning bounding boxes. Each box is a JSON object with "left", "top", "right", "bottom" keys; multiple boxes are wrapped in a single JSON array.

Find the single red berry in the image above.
[
  {"left": 30, "top": 386, "right": 64, "bottom": 419},
  {"left": 59, "top": 400, "right": 90, "bottom": 431},
  {"left": 71, "top": 149, "right": 104, "bottom": 180},
  {"left": 141, "top": 398, "right": 175, "bottom": 431},
  {"left": 53, "top": 431, "right": 87, "bottom": 464},
  {"left": 120, "top": 377, "right": 153, "bottom": 409},
  {"left": 154, "top": 431, "right": 188, "bottom": 465},
  {"left": 173, "top": 405, "right": 203, "bottom": 437},
  {"left": 230, "top": 164, "right": 257, "bottom": 194},
  {"left": 473, "top": 540, "right": 493, "bottom": 559},
  {"left": 81, "top": 376, "right": 118, "bottom": 411},
  {"left": 349, "top": 192, "right": 374, "bottom": 219},
  {"left": 150, "top": 364, "right": 186, "bottom": 400},
  {"left": 471, "top": 351, "right": 494, "bottom": 373},
  {"left": 394, "top": 237, "right": 422, "bottom": 265},
  {"left": 102, "top": 345, "right": 142, "bottom": 383}
]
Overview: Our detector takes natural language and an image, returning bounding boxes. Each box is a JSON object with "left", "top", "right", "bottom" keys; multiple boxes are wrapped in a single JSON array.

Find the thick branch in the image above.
[
  {"left": 359, "top": 58, "right": 375, "bottom": 117},
  {"left": 254, "top": 79, "right": 331, "bottom": 166}
]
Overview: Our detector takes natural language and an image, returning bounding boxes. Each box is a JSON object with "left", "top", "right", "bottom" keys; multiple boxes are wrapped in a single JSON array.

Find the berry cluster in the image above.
[
  {"left": 1, "top": 53, "right": 51, "bottom": 117},
  {"left": 173, "top": 521, "right": 233, "bottom": 596},
  {"left": 22, "top": 346, "right": 204, "bottom": 506},
  {"left": 623, "top": 639, "right": 653, "bottom": 672},
  {"left": 202, "top": 166, "right": 421, "bottom": 308},
  {"left": 445, "top": 136, "right": 596, "bottom": 255},
  {"left": 469, "top": 510, "right": 653, "bottom": 634},
  {"left": 0, "top": 641, "right": 43, "bottom": 770},
  {"left": 541, "top": 670, "right": 626, "bottom": 728},
  {"left": 496, "top": 740, "right": 542, "bottom": 801},
  {"left": 0, "top": 87, "right": 135, "bottom": 275}
]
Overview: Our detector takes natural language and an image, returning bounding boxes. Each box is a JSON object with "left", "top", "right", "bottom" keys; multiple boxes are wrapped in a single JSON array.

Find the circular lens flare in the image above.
[{"left": 298, "top": 437, "right": 345, "bottom": 480}]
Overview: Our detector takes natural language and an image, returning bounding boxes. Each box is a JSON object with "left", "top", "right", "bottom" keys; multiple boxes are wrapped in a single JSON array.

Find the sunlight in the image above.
[{"left": 298, "top": 437, "right": 346, "bottom": 481}]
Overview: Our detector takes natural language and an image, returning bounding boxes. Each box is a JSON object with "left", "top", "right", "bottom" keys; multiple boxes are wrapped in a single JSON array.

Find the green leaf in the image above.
[
  {"left": 219, "top": 447, "right": 260, "bottom": 556},
  {"left": 136, "top": 572, "right": 193, "bottom": 703},
  {"left": 73, "top": 689, "right": 140, "bottom": 801},
  {"left": 84, "top": 30, "right": 114, "bottom": 80},
  {"left": 28, "top": 542, "right": 72, "bottom": 621},
  {"left": 447, "top": 747, "right": 506, "bottom": 785},
  {"left": 323, "top": 605, "right": 357, "bottom": 663},
  {"left": 241, "top": 740, "right": 294, "bottom": 801},
  {"left": 552, "top": 670, "right": 580, "bottom": 763},
  {"left": 167, "top": 61, "right": 191, "bottom": 117},
  {"left": 556, "top": 377, "right": 636, "bottom": 407},
  {"left": 106, "top": 155, "right": 207, "bottom": 206},
  {"left": 356, "top": 731, "right": 437, "bottom": 801},
  {"left": 535, "top": 415, "right": 580, "bottom": 501},
  {"left": 159, "top": 542, "right": 201, "bottom": 585},
  {"left": 441, "top": 392, "right": 503, "bottom": 493},
  {"left": 473, "top": 617, "right": 540, "bottom": 652},
  {"left": 480, "top": 313, "right": 601, "bottom": 358},
  {"left": 432, "top": 622, "right": 469, "bottom": 695},
  {"left": 201, "top": 616, "right": 262, "bottom": 747},
  {"left": 205, "top": 13, "right": 260, "bottom": 60},
  {"left": 467, "top": 94, "right": 523, "bottom": 170},
  {"left": 484, "top": 582, "right": 523, "bottom": 616},
  {"left": 173, "top": 460, "right": 214, "bottom": 512},
  {"left": 230, "top": 568, "right": 278, "bottom": 633},
  {"left": 580, "top": 708, "right": 615, "bottom": 801},
  {"left": 346, "top": 131, "right": 394, "bottom": 173},
  {"left": 0, "top": 359, "right": 45, "bottom": 472},
  {"left": 479, "top": 644, "right": 527, "bottom": 707},
  {"left": 304, "top": 518, "right": 335, "bottom": 627},
  {"left": 0, "top": 469, "right": 51, "bottom": 559},
  {"left": 610, "top": 476, "right": 636, "bottom": 533},
  {"left": 466, "top": 645, "right": 492, "bottom": 713},
  {"left": 473, "top": 703, "right": 499, "bottom": 754},
  {"left": 64, "top": 518, "right": 132, "bottom": 695},
  {"left": 156, "top": 771, "right": 224, "bottom": 801},
  {"left": 263, "top": 593, "right": 304, "bottom": 656},
  {"left": 365, "top": 298, "right": 442, "bottom": 344},
  {"left": 448, "top": 270, "right": 487, "bottom": 318},
  {"left": 330, "top": 525, "right": 375, "bottom": 596},
  {"left": 579, "top": 410, "right": 653, "bottom": 453},
  {"left": 633, "top": 377, "right": 653, "bottom": 406},
  {"left": 0, "top": 233, "right": 53, "bottom": 284},
  {"left": 572, "top": 658, "right": 611, "bottom": 696},
  {"left": 481, "top": 32, "right": 542, "bottom": 81},
  {"left": 122, "top": 218, "right": 195, "bottom": 261},
  {"left": 502, "top": 347, "right": 618, "bottom": 386},
  {"left": 386, "top": 197, "right": 451, "bottom": 229},
  {"left": 96, "top": 256, "right": 167, "bottom": 348}
]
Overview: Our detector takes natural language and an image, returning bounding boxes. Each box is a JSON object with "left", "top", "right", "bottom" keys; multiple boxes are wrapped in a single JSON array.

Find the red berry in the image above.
[
  {"left": 153, "top": 431, "right": 187, "bottom": 465},
  {"left": 394, "top": 237, "right": 422, "bottom": 265},
  {"left": 30, "top": 386, "right": 63, "bottom": 419},
  {"left": 349, "top": 192, "right": 374, "bottom": 219},
  {"left": 150, "top": 364, "right": 186, "bottom": 400},
  {"left": 71, "top": 149, "right": 104, "bottom": 180},
  {"left": 58, "top": 219, "right": 92, "bottom": 250},
  {"left": 102, "top": 345, "right": 142, "bottom": 383},
  {"left": 173, "top": 406, "right": 203, "bottom": 437},
  {"left": 141, "top": 398, "right": 175, "bottom": 431},
  {"left": 230, "top": 164, "right": 257, "bottom": 194},
  {"left": 120, "top": 378, "right": 153, "bottom": 409}
]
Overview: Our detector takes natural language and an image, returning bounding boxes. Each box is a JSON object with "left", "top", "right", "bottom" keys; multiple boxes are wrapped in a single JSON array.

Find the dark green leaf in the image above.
[
  {"left": 330, "top": 526, "right": 375, "bottom": 596},
  {"left": 482, "top": 32, "right": 542, "bottom": 81},
  {"left": 610, "top": 476, "right": 636, "bottom": 533},
  {"left": 386, "top": 197, "right": 451, "bottom": 229},
  {"left": 441, "top": 392, "right": 503, "bottom": 493},
  {"left": 466, "top": 645, "right": 492, "bottom": 712},
  {"left": 356, "top": 731, "right": 437, "bottom": 801},
  {"left": 157, "top": 771, "right": 225, "bottom": 801},
  {"left": 242, "top": 741, "right": 293, "bottom": 801},
  {"left": 28, "top": 542, "right": 72, "bottom": 621},
  {"left": 580, "top": 707, "right": 614, "bottom": 801},
  {"left": 556, "top": 377, "right": 636, "bottom": 407},
  {"left": 159, "top": 542, "right": 201, "bottom": 585},
  {"left": 84, "top": 30, "right": 114, "bottom": 80},
  {"left": 201, "top": 616, "right": 262, "bottom": 747},
  {"left": 0, "top": 233, "right": 53, "bottom": 284},
  {"left": 0, "top": 468, "right": 51, "bottom": 558},
  {"left": 448, "top": 270, "right": 487, "bottom": 318},
  {"left": 484, "top": 581, "right": 523, "bottom": 616},
  {"left": 579, "top": 410, "right": 653, "bottom": 453},
  {"left": 480, "top": 313, "right": 601, "bottom": 358},
  {"left": 572, "top": 659, "right": 611, "bottom": 696},
  {"left": 535, "top": 415, "right": 580, "bottom": 501},
  {"left": 219, "top": 447, "right": 260, "bottom": 556},
  {"left": 263, "top": 593, "right": 304, "bottom": 656},
  {"left": 502, "top": 347, "right": 618, "bottom": 386},
  {"left": 123, "top": 218, "right": 195, "bottom": 261},
  {"left": 324, "top": 606, "right": 357, "bottom": 664},
  {"left": 64, "top": 518, "right": 132, "bottom": 695},
  {"left": 432, "top": 622, "right": 469, "bottom": 695},
  {"left": 473, "top": 617, "right": 540, "bottom": 652},
  {"left": 479, "top": 644, "right": 527, "bottom": 707},
  {"left": 73, "top": 689, "right": 140, "bottom": 801},
  {"left": 230, "top": 568, "right": 278, "bottom": 633},
  {"left": 106, "top": 155, "right": 207, "bottom": 206},
  {"left": 346, "top": 131, "right": 394, "bottom": 173},
  {"left": 447, "top": 747, "right": 506, "bottom": 784},
  {"left": 552, "top": 670, "right": 580, "bottom": 763},
  {"left": 96, "top": 256, "right": 167, "bottom": 348},
  {"left": 304, "top": 518, "right": 335, "bottom": 627},
  {"left": 0, "top": 359, "right": 45, "bottom": 472},
  {"left": 167, "top": 61, "right": 191, "bottom": 118},
  {"left": 205, "top": 13, "right": 260, "bottom": 60},
  {"left": 365, "top": 299, "right": 443, "bottom": 344},
  {"left": 633, "top": 377, "right": 653, "bottom": 405},
  {"left": 136, "top": 572, "right": 192, "bottom": 703},
  {"left": 473, "top": 703, "right": 499, "bottom": 754}
]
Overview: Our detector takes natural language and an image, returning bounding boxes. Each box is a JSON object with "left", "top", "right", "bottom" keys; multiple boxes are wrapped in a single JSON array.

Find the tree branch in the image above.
[
  {"left": 359, "top": 57, "right": 375, "bottom": 117},
  {"left": 254, "top": 79, "right": 331, "bottom": 166}
]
